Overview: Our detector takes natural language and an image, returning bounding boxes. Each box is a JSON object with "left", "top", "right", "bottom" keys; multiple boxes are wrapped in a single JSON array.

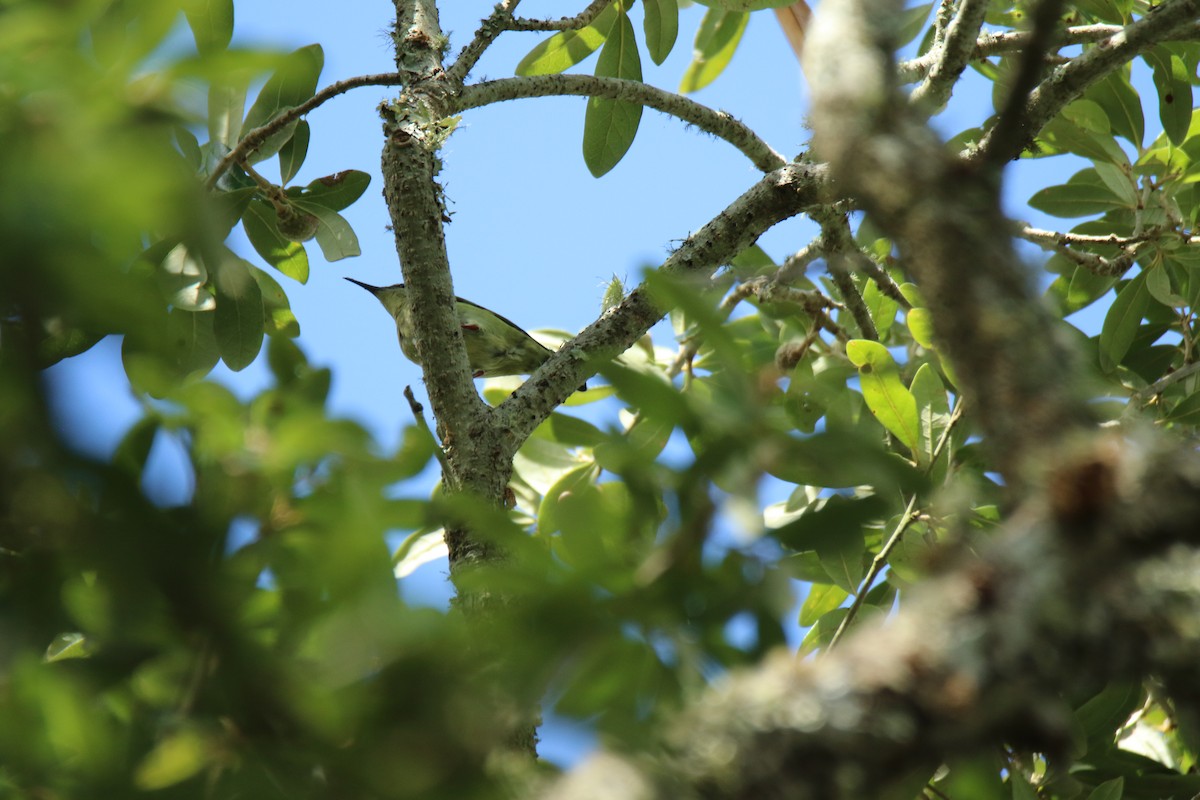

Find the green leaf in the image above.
[
  {"left": 44, "top": 632, "right": 95, "bottom": 663},
  {"left": 393, "top": 529, "right": 449, "bottom": 579},
  {"left": 910, "top": 362, "right": 950, "bottom": 468},
  {"left": 1030, "top": 168, "right": 1135, "bottom": 218},
  {"left": 1041, "top": 100, "right": 1130, "bottom": 164},
  {"left": 643, "top": 0, "right": 679, "bottom": 65},
  {"left": 679, "top": 9, "right": 748, "bottom": 94},
  {"left": 1145, "top": 261, "right": 1187, "bottom": 308},
  {"left": 1099, "top": 272, "right": 1150, "bottom": 372},
  {"left": 208, "top": 82, "right": 246, "bottom": 148},
  {"left": 1010, "top": 775, "right": 1039, "bottom": 800},
  {"left": 289, "top": 202, "right": 360, "bottom": 261},
  {"left": 286, "top": 169, "right": 371, "bottom": 212},
  {"left": 174, "top": 126, "right": 203, "bottom": 170},
  {"left": 818, "top": 525, "right": 865, "bottom": 594},
  {"left": 278, "top": 119, "right": 309, "bottom": 184},
  {"left": 249, "top": 264, "right": 300, "bottom": 338},
  {"left": 863, "top": 278, "right": 900, "bottom": 338},
  {"left": 1146, "top": 48, "right": 1193, "bottom": 147},
  {"left": 583, "top": 10, "right": 643, "bottom": 177},
  {"left": 212, "top": 256, "right": 265, "bottom": 371},
  {"left": 113, "top": 416, "right": 160, "bottom": 477},
  {"left": 167, "top": 309, "right": 222, "bottom": 378},
  {"left": 896, "top": 3, "right": 934, "bottom": 48},
  {"left": 543, "top": 413, "right": 606, "bottom": 447},
  {"left": 516, "top": 3, "right": 620, "bottom": 76},
  {"left": 846, "top": 340, "right": 920, "bottom": 453},
  {"left": 242, "top": 199, "right": 310, "bottom": 283},
  {"left": 134, "top": 728, "right": 212, "bottom": 790},
  {"left": 1092, "top": 161, "right": 1139, "bottom": 208},
  {"left": 1086, "top": 70, "right": 1144, "bottom": 147},
  {"left": 906, "top": 307, "right": 935, "bottom": 348},
  {"left": 242, "top": 44, "right": 323, "bottom": 163},
  {"left": 1087, "top": 777, "right": 1124, "bottom": 800},
  {"left": 799, "top": 583, "right": 848, "bottom": 626},
  {"left": 183, "top": 0, "right": 233, "bottom": 55}
]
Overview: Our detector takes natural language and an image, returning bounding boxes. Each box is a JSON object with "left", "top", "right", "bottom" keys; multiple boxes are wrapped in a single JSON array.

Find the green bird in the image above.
[{"left": 346, "top": 278, "right": 585, "bottom": 390}]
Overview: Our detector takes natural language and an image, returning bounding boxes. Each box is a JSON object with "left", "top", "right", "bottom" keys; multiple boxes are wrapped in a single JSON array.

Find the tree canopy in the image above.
[{"left": 4, "top": 0, "right": 1200, "bottom": 798}]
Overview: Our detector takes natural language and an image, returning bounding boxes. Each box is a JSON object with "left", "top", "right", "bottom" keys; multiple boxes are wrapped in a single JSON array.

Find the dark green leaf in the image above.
[
  {"left": 213, "top": 256, "right": 265, "bottom": 371},
  {"left": 1085, "top": 70, "right": 1144, "bottom": 147},
  {"left": 249, "top": 264, "right": 300, "bottom": 338},
  {"left": 287, "top": 169, "right": 371, "bottom": 212},
  {"left": 1146, "top": 47, "right": 1193, "bottom": 147},
  {"left": 242, "top": 199, "right": 310, "bottom": 283},
  {"left": 583, "top": 11, "right": 643, "bottom": 177},
  {"left": 1099, "top": 272, "right": 1150, "bottom": 372},
  {"left": 174, "top": 126, "right": 203, "bottom": 170},
  {"left": 290, "top": 201, "right": 360, "bottom": 261},
  {"left": 643, "top": 0, "right": 679, "bottom": 65},
  {"left": 1088, "top": 777, "right": 1124, "bottom": 800},
  {"left": 1029, "top": 169, "right": 1135, "bottom": 218},
  {"left": 278, "top": 119, "right": 310, "bottom": 184},
  {"left": 113, "top": 416, "right": 160, "bottom": 477}
]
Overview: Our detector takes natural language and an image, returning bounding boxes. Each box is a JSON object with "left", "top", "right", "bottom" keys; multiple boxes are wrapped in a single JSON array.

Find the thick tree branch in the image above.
[
  {"left": 457, "top": 75, "right": 787, "bottom": 173},
  {"left": 205, "top": 72, "right": 404, "bottom": 189},
  {"left": 492, "top": 161, "right": 827, "bottom": 453},
  {"left": 972, "top": 0, "right": 1200, "bottom": 163},
  {"left": 385, "top": 1, "right": 503, "bottom": 566},
  {"left": 909, "top": 0, "right": 990, "bottom": 109}
]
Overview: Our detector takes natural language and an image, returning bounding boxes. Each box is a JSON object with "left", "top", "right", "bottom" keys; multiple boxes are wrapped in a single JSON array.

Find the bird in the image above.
[{"left": 345, "top": 278, "right": 586, "bottom": 391}]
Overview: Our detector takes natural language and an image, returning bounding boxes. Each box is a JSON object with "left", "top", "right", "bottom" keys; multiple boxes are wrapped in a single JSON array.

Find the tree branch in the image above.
[
  {"left": 205, "top": 72, "right": 405, "bottom": 189},
  {"left": 898, "top": 21, "right": 1200, "bottom": 84},
  {"left": 972, "top": 0, "right": 1200, "bottom": 163},
  {"left": 508, "top": 0, "right": 613, "bottom": 31},
  {"left": 909, "top": 0, "right": 991, "bottom": 109},
  {"left": 980, "top": 0, "right": 1070, "bottom": 170},
  {"left": 492, "top": 161, "right": 827, "bottom": 453},
  {"left": 385, "top": 1, "right": 501, "bottom": 565},
  {"left": 457, "top": 75, "right": 787, "bottom": 173},
  {"left": 445, "top": 0, "right": 522, "bottom": 86}
]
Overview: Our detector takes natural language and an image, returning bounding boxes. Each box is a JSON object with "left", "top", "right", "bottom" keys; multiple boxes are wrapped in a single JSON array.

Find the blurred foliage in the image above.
[{"left": 3, "top": 0, "right": 1200, "bottom": 798}]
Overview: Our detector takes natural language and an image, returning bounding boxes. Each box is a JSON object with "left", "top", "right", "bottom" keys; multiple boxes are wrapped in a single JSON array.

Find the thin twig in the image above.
[
  {"left": 205, "top": 73, "right": 405, "bottom": 189},
  {"left": 1018, "top": 226, "right": 1169, "bottom": 248},
  {"left": 1131, "top": 360, "right": 1200, "bottom": 404},
  {"left": 404, "top": 385, "right": 451, "bottom": 475},
  {"left": 897, "top": 22, "right": 1200, "bottom": 83},
  {"left": 508, "top": 0, "right": 613, "bottom": 31},
  {"left": 458, "top": 75, "right": 787, "bottom": 173},
  {"left": 446, "top": 0, "right": 522, "bottom": 85},
  {"left": 827, "top": 400, "right": 965, "bottom": 650}
]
